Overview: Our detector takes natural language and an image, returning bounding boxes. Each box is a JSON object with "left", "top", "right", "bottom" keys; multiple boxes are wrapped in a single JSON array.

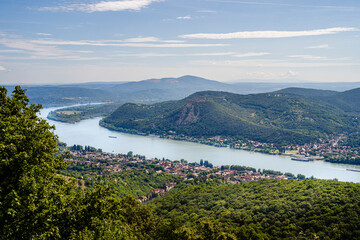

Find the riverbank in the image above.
[
  {"left": 60, "top": 145, "right": 310, "bottom": 200},
  {"left": 47, "top": 102, "right": 118, "bottom": 123},
  {"left": 47, "top": 105, "right": 359, "bottom": 166},
  {"left": 99, "top": 120, "right": 334, "bottom": 164},
  {"left": 40, "top": 106, "right": 360, "bottom": 182}
]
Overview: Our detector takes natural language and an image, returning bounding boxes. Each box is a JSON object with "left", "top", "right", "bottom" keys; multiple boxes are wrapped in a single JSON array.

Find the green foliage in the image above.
[
  {"left": 102, "top": 91, "right": 360, "bottom": 145},
  {"left": 344, "top": 134, "right": 360, "bottom": 148},
  {"left": 103, "top": 170, "right": 180, "bottom": 198},
  {"left": 62, "top": 165, "right": 181, "bottom": 198},
  {"left": 0, "top": 86, "right": 162, "bottom": 239},
  {"left": 324, "top": 155, "right": 360, "bottom": 165},
  {"left": 277, "top": 87, "right": 360, "bottom": 114},
  {"left": 69, "top": 144, "right": 102, "bottom": 152},
  {"left": 151, "top": 179, "right": 360, "bottom": 240},
  {"left": 2, "top": 86, "right": 360, "bottom": 239},
  {"left": 48, "top": 103, "right": 119, "bottom": 123},
  {"left": 64, "top": 189, "right": 160, "bottom": 240},
  {"left": 0, "top": 86, "right": 69, "bottom": 238},
  {"left": 320, "top": 88, "right": 360, "bottom": 114},
  {"left": 230, "top": 165, "right": 256, "bottom": 172}
]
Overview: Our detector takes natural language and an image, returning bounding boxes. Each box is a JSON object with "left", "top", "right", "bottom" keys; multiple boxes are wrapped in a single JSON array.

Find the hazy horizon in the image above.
[
  {"left": 2, "top": 75, "right": 360, "bottom": 87},
  {"left": 1, "top": 0, "right": 359, "bottom": 85}
]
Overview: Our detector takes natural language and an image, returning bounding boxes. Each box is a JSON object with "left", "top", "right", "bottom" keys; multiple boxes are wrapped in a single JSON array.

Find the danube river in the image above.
[{"left": 40, "top": 106, "right": 360, "bottom": 183}]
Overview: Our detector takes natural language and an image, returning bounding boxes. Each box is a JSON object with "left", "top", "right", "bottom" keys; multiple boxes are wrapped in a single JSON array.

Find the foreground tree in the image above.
[
  {"left": 0, "top": 86, "right": 70, "bottom": 238},
  {"left": 0, "top": 87, "right": 159, "bottom": 239}
]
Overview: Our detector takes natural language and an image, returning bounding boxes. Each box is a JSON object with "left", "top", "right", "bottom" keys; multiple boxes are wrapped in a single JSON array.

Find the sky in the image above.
[{"left": 0, "top": 0, "right": 359, "bottom": 84}]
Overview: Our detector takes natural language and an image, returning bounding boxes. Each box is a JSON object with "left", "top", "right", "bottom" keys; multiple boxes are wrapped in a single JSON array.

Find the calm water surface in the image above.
[{"left": 40, "top": 106, "right": 360, "bottom": 183}]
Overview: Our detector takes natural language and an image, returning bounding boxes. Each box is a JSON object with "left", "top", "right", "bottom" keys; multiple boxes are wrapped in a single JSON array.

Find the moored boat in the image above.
[{"left": 291, "top": 157, "right": 313, "bottom": 162}]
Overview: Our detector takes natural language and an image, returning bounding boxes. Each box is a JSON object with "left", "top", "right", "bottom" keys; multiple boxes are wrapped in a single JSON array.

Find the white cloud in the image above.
[
  {"left": 180, "top": 27, "right": 357, "bottom": 39},
  {"left": 0, "top": 49, "right": 27, "bottom": 53},
  {"left": 190, "top": 59, "right": 360, "bottom": 68},
  {"left": 191, "top": 52, "right": 234, "bottom": 56},
  {"left": 76, "top": 50, "right": 94, "bottom": 54},
  {"left": 288, "top": 55, "right": 351, "bottom": 61},
  {"left": 0, "top": 35, "right": 102, "bottom": 61},
  {"left": 289, "top": 55, "right": 327, "bottom": 60},
  {"left": 115, "top": 53, "right": 177, "bottom": 57},
  {"left": 30, "top": 39, "right": 228, "bottom": 48},
  {"left": 0, "top": 38, "right": 66, "bottom": 57},
  {"left": 0, "top": 33, "right": 229, "bottom": 63},
  {"left": 279, "top": 70, "right": 299, "bottom": 78},
  {"left": 123, "top": 37, "right": 184, "bottom": 43},
  {"left": 0, "top": 55, "right": 103, "bottom": 61},
  {"left": 114, "top": 52, "right": 235, "bottom": 57},
  {"left": 124, "top": 37, "right": 160, "bottom": 42},
  {"left": 39, "top": 0, "right": 163, "bottom": 12},
  {"left": 0, "top": 66, "right": 6, "bottom": 71},
  {"left": 233, "top": 52, "right": 270, "bottom": 58},
  {"left": 37, "top": 33, "right": 52, "bottom": 36},
  {"left": 197, "top": 10, "right": 217, "bottom": 13},
  {"left": 162, "top": 40, "right": 186, "bottom": 43},
  {"left": 244, "top": 71, "right": 289, "bottom": 80},
  {"left": 242, "top": 70, "right": 299, "bottom": 80},
  {"left": 177, "top": 16, "right": 192, "bottom": 20},
  {"left": 306, "top": 44, "right": 330, "bottom": 49}
]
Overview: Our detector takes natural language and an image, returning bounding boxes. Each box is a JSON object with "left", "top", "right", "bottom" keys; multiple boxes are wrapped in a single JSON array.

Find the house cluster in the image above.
[
  {"left": 286, "top": 134, "right": 359, "bottom": 159},
  {"left": 169, "top": 131, "right": 360, "bottom": 160},
  {"left": 63, "top": 149, "right": 290, "bottom": 187},
  {"left": 61, "top": 147, "right": 306, "bottom": 202}
]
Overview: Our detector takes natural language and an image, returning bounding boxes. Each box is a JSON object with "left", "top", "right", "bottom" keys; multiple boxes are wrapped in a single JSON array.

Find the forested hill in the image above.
[
  {"left": 277, "top": 88, "right": 360, "bottom": 113},
  {"left": 101, "top": 90, "right": 360, "bottom": 145},
  {"left": 150, "top": 179, "right": 360, "bottom": 240},
  {"left": 275, "top": 87, "right": 338, "bottom": 97},
  {"left": 321, "top": 88, "right": 360, "bottom": 114},
  {"left": 277, "top": 87, "right": 360, "bottom": 114}
]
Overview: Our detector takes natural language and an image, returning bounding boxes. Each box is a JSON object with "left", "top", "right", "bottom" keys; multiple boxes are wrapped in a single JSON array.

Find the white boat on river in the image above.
[{"left": 40, "top": 106, "right": 360, "bottom": 183}]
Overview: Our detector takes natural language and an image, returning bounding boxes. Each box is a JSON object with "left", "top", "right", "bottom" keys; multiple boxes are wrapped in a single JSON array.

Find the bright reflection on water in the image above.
[{"left": 40, "top": 106, "right": 360, "bottom": 183}]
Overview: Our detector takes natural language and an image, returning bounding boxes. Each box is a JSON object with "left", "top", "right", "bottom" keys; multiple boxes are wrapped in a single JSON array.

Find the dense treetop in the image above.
[
  {"left": 151, "top": 179, "right": 360, "bottom": 240},
  {"left": 0, "top": 86, "right": 162, "bottom": 239}
]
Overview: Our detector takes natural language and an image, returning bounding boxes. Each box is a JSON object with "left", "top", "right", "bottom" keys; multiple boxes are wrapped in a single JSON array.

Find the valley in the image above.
[
  {"left": 99, "top": 88, "right": 360, "bottom": 165},
  {"left": 40, "top": 105, "right": 360, "bottom": 182},
  {"left": 45, "top": 84, "right": 360, "bottom": 166},
  {"left": 2, "top": 0, "right": 360, "bottom": 238}
]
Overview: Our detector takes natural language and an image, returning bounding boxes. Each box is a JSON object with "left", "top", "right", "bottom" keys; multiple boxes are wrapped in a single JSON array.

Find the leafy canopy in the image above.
[{"left": 0, "top": 86, "right": 160, "bottom": 239}]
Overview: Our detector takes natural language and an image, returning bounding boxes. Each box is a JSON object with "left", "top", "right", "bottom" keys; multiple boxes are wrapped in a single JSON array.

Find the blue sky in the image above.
[{"left": 0, "top": 0, "right": 359, "bottom": 84}]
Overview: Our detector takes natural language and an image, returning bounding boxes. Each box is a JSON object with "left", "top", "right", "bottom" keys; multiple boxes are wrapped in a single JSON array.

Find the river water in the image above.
[{"left": 40, "top": 106, "right": 360, "bottom": 183}]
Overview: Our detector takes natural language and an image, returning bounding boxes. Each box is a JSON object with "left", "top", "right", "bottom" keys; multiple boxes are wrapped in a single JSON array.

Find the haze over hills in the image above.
[
  {"left": 5, "top": 75, "right": 235, "bottom": 107},
  {"left": 3, "top": 0, "right": 360, "bottom": 238},
  {"left": 232, "top": 81, "right": 360, "bottom": 93},
  {"left": 101, "top": 89, "right": 360, "bottom": 145},
  {"left": 4, "top": 75, "right": 360, "bottom": 107}
]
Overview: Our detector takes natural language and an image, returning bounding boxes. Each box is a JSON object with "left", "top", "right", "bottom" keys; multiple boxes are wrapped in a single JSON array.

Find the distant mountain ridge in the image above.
[
  {"left": 101, "top": 89, "right": 360, "bottom": 145},
  {"left": 7, "top": 75, "right": 236, "bottom": 107},
  {"left": 5, "top": 75, "right": 360, "bottom": 107},
  {"left": 102, "top": 75, "right": 235, "bottom": 97}
]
